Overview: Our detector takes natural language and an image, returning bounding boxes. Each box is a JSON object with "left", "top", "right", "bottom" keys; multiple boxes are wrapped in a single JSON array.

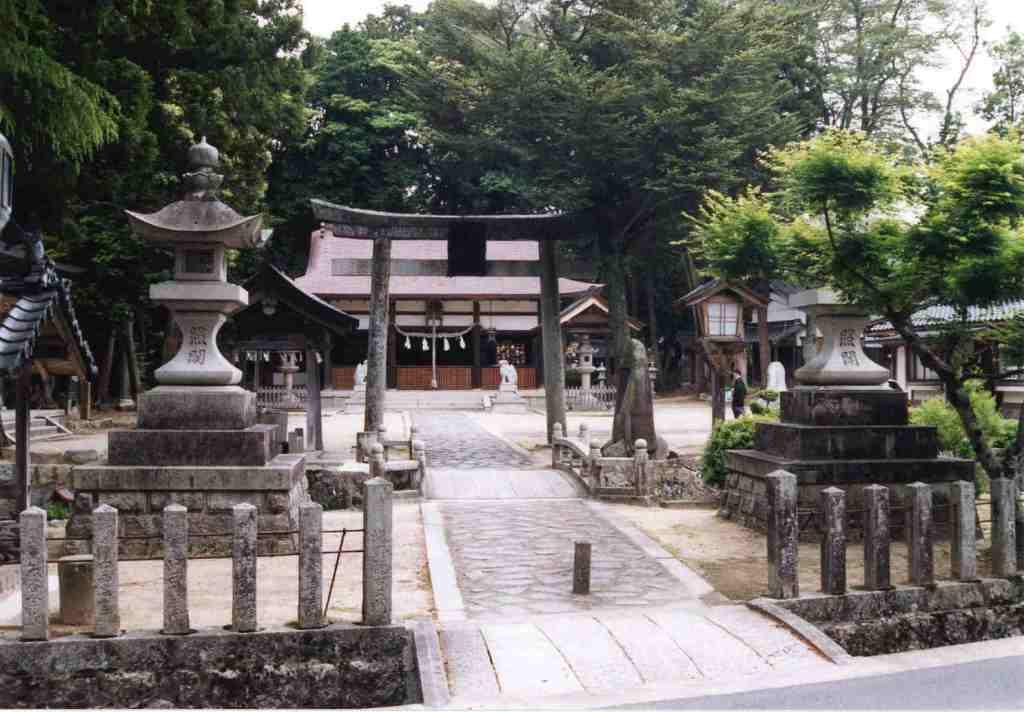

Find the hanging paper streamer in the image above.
[
  {"left": 459, "top": 335, "right": 466, "bottom": 349},
  {"left": 422, "top": 337, "right": 429, "bottom": 351},
  {"left": 443, "top": 337, "right": 450, "bottom": 351},
  {"left": 405, "top": 335, "right": 412, "bottom": 349}
]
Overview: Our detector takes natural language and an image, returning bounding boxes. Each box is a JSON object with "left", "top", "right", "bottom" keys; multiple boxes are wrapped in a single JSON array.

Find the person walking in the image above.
[{"left": 731, "top": 368, "right": 747, "bottom": 419}]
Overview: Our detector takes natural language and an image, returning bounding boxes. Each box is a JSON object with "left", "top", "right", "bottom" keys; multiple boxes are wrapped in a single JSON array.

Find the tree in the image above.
[
  {"left": 978, "top": 30, "right": 1024, "bottom": 134},
  {"left": 692, "top": 129, "right": 1024, "bottom": 481}
]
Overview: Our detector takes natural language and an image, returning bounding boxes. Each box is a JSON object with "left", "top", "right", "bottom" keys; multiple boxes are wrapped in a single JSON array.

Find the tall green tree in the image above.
[
  {"left": 978, "top": 30, "right": 1024, "bottom": 134},
  {"left": 692, "top": 129, "right": 1024, "bottom": 481}
]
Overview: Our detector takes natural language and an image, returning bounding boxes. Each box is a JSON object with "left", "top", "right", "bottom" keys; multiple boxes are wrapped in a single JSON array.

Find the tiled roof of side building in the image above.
[{"left": 866, "top": 300, "right": 1024, "bottom": 335}]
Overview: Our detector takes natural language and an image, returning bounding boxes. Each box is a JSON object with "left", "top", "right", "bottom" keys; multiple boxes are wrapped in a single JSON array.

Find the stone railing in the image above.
[
  {"left": 352, "top": 426, "right": 427, "bottom": 493},
  {"left": 551, "top": 423, "right": 654, "bottom": 503},
  {"left": 566, "top": 385, "right": 615, "bottom": 411},
  {"left": 15, "top": 479, "right": 394, "bottom": 642},
  {"left": 257, "top": 384, "right": 308, "bottom": 409},
  {"left": 763, "top": 471, "right": 1022, "bottom": 600}
]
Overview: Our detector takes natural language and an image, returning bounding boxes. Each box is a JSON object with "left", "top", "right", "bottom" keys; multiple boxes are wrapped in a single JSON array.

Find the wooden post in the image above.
[
  {"left": 387, "top": 302, "right": 398, "bottom": 390},
  {"left": 365, "top": 237, "right": 391, "bottom": 433},
  {"left": 15, "top": 361, "right": 31, "bottom": 513},
  {"left": 472, "top": 301, "right": 481, "bottom": 388},
  {"left": 123, "top": 318, "right": 141, "bottom": 400},
  {"left": 78, "top": 378, "right": 91, "bottom": 421},
  {"left": 540, "top": 239, "right": 567, "bottom": 442},
  {"left": 758, "top": 305, "right": 770, "bottom": 388},
  {"left": 305, "top": 340, "right": 323, "bottom": 452},
  {"left": 322, "top": 330, "right": 333, "bottom": 392},
  {"left": 96, "top": 330, "right": 115, "bottom": 406}
]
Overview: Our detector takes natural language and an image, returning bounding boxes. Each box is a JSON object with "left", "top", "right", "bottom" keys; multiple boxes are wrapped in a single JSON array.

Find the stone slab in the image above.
[
  {"left": 781, "top": 387, "right": 909, "bottom": 426},
  {"left": 596, "top": 612, "right": 703, "bottom": 684},
  {"left": 137, "top": 386, "right": 256, "bottom": 430},
  {"left": 646, "top": 610, "right": 769, "bottom": 678},
  {"left": 704, "top": 605, "right": 823, "bottom": 667},
  {"left": 108, "top": 425, "right": 275, "bottom": 467},
  {"left": 73, "top": 459, "right": 303, "bottom": 492},
  {"left": 537, "top": 616, "right": 643, "bottom": 693},
  {"left": 439, "top": 626, "right": 501, "bottom": 700},
  {"left": 755, "top": 422, "right": 939, "bottom": 460},
  {"left": 480, "top": 622, "right": 583, "bottom": 697},
  {"left": 727, "top": 450, "right": 974, "bottom": 485}
]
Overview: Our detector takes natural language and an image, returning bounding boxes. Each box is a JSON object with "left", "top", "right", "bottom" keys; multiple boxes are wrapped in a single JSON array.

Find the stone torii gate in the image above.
[{"left": 311, "top": 199, "right": 583, "bottom": 441}]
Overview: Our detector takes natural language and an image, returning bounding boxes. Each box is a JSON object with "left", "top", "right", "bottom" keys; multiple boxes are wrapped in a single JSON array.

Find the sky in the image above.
[{"left": 301, "top": 0, "right": 1024, "bottom": 137}]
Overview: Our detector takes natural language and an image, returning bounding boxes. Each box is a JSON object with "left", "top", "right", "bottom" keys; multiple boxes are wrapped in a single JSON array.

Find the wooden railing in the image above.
[{"left": 566, "top": 384, "right": 616, "bottom": 411}]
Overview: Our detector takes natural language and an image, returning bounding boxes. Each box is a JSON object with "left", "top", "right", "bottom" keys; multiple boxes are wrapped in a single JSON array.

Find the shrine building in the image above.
[{"left": 293, "top": 225, "right": 604, "bottom": 390}]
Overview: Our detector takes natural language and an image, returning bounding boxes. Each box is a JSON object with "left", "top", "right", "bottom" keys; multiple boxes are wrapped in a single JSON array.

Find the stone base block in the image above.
[
  {"left": 781, "top": 387, "right": 908, "bottom": 426},
  {"left": 755, "top": 422, "right": 939, "bottom": 460},
  {"left": 138, "top": 386, "right": 256, "bottom": 430},
  {"left": 108, "top": 425, "right": 276, "bottom": 467},
  {"left": 66, "top": 454, "right": 307, "bottom": 559}
]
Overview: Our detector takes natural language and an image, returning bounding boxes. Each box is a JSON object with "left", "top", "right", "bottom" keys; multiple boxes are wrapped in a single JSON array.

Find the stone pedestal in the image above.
[{"left": 720, "top": 290, "right": 974, "bottom": 539}]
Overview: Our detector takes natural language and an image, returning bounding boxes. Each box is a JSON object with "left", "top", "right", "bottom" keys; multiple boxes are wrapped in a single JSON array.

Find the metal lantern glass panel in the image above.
[{"left": 701, "top": 295, "right": 743, "bottom": 340}]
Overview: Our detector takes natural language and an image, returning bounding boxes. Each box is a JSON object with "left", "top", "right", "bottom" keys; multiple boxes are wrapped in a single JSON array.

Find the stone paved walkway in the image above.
[{"left": 413, "top": 411, "right": 532, "bottom": 469}]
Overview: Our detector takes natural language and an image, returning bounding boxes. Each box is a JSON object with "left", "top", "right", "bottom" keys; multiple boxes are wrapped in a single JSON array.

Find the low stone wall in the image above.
[
  {"left": 773, "top": 579, "right": 1024, "bottom": 656},
  {"left": 65, "top": 453, "right": 308, "bottom": 559},
  {"left": 0, "top": 624, "right": 421, "bottom": 708},
  {"left": 307, "top": 468, "right": 370, "bottom": 510}
]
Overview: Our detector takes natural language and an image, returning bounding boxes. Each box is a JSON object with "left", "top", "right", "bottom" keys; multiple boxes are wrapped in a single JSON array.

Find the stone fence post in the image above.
[
  {"left": 298, "top": 502, "right": 324, "bottom": 629},
  {"left": 413, "top": 440, "right": 427, "bottom": 490},
  {"left": 232, "top": 503, "right": 258, "bottom": 633},
  {"left": 578, "top": 423, "right": 590, "bottom": 448},
  {"left": 906, "top": 482, "right": 934, "bottom": 586},
  {"left": 863, "top": 484, "right": 891, "bottom": 590},
  {"left": 408, "top": 425, "right": 419, "bottom": 452},
  {"left": 633, "top": 439, "right": 650, "bottom": 497},
  {"left": 820, "top": 487, "right": 846, "bottom": 595},
  {"left": 362, "top": 477, "right": 393, "bottom": 626},
  {"left": 370, "top": 442, "right": 386, "bottom": 480},
  {"left": 93, "top": 503, "right": 120, "bottom": 638},
  {"left": 163, "top": 504, "right": 190, "bottom": 635},
  {"left": 19, "top": 507, "right": 48, "bottom": 641},
  {"left": 950, "top": 481, "right": 978, "bottom": 582},
  {"left": 991, "top": 477, "right": 1018, "bottom": 578},
  {"left": 588, "top": 442, "right": 602, "bottom": 486},
  {"left": 766, "top": 470, "right": 798, "bottom": 599},
  {"left": 551, "top": 423, "right": 564, "bottom": 468}
]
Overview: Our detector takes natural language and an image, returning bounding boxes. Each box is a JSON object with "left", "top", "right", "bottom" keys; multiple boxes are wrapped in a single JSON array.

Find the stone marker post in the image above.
[
  {"left": 634, "top": 439, "right": 650, "bottom": 497},
  {"left": 19, "top": 506, "right": 48, "bottom": 641},
  {"left": 906, "top": 482, "right": 934, "bottom": 586},
  {"left": 588, "top": 442, "right": 602, "bottom": 485},
  {"left": 551, "top": 423, "right": 564, "bottom": 468},
  {"left": 819, "top": 487, "right": 846, "bottom": 595},
  {"left": 573, "top": 542, "right": 592, "bottom": 595},
  {"left": 58, "top": 555, "right": 95, "bottom": 625},
  {"left": 93, "top": 503, "right": 120, "bottom": 638},
  {"left": 863, "top": 484, "right": 891, "bottom": 590},
  {"left": 362, "top": 477, "right": 393, "bottom": 626},
  {"left": 412, "top": 440, "right": 427, "bottom": 490},
  {"left": 950, "top": 481, "right": 978, "bottom": 582},
  {"left": 163, "top": 504, "right": 190, "bottom": 635},
  {"left": 298, "top": 502, "right": 324, "bottom": 629},
  {"left": 991, "top": 477, "right": 1018, "bottom": 577},
  {"left": 370, "top": 442, "right": 386, "bottom": 480},
  {"left": 766, "top": 470, "right": 799, "bottom": 599},
  {"left": 232, "top": 503, "right": 258, "bottom": 633}
]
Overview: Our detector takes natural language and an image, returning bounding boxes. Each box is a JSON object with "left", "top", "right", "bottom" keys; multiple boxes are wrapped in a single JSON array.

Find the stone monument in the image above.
[
  {"left": 491, "top": 359, "right": 527, "bottom": 412},
  {"left": 68, "top": 139, "right": 308, "bottom": 558},
  {"left": 721, "top": 289, "right": 973, "bottom": 538},
  {"left": 602, "top": 338, "right": 668, "bottom": 458},
  {"left": 767, "top": 361, "right": 788, "bottom": 392}
]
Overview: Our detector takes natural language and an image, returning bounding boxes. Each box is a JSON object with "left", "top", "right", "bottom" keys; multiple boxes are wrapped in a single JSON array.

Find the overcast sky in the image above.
[{"left": 301, "top": 0, "right": 1024, "bottom": 137}]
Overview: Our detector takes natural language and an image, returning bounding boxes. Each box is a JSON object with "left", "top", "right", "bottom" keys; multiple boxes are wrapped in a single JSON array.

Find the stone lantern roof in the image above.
[{"left": 125, "top": 137, "right": 261, "bottom": 248}]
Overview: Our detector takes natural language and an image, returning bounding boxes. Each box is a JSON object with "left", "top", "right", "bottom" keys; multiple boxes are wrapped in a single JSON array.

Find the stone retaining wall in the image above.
[
  {"left": 0, "top": 624, "right": 421, "bottom": 708},
  {"left": 773, "top": 579, "right": 1024, "bottom": 656}
]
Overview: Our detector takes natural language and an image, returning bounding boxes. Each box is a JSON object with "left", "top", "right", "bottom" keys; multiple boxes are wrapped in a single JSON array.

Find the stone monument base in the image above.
[{"left": 139, "top": 385, "right": 256, "bottom": 430}]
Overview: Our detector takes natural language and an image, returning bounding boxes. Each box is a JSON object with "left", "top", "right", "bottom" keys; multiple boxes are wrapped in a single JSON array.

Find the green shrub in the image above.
[
  {"left": 749, "top": 400, "right": 766, "bottom": 415},
  {"left": 701, "top": 414, "right": 778, "bottom": 487},
  {"left": 908, "top": 381, "right": 1019, "bottom": 458},
  {"left": 46, "top": 501, "right": 70, "bottom": 521}
]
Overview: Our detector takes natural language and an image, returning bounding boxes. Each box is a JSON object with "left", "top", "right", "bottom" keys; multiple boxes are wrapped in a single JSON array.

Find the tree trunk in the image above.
[
  {"left": 305, "top": 341, "right": 323, "bottom": 451},
  {"left": 540, "top": 239, "right": 567, "bottom": 442},
  {"left": 605, "top": 254, "right": 629, "bottom": 375},
  {"left": 710, "top": 367, "right": 725, "bottom": 426},
  {"left": 96, "top": 330, "right": 116, "bottom": 405},
  {"left": 364, "top": 237, "right": 392, "bottom": 433},
  {"left": 123, "top": 318, "right": 141, "bottom": 398},
  {"left": 758, "top": 306, "right": 770, "bottom": 388},
  {"left": 646, "top": 265, "right": 659, "bottom": 379},
  {"left": 15, "top": 362, "right": 31, "bottom": 513}
]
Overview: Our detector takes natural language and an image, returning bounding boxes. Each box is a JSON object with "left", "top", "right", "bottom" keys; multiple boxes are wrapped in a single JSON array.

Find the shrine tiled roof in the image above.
[{"left": 866, "top": 300, "right": 1024, "bottom": 336}]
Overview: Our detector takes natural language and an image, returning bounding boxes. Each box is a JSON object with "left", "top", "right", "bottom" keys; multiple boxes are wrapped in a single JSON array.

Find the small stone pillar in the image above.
[
  {"left": 59, "top": 555, "right": 95, "bottom": 626},
  {"left": 362, "top": 477, "right": 393, "bottom": 626},
  {"left": 377, "top": 425, "right": 388, "bottom": 448},
  {"left": 906, "top": 482, "right": 934, "bottom": 586},
  {"left": 19, "top": 506, "right": 48, "bottom": 641},
  {"left": 412, "top": 440, "right": 427, "bottom": 490},
  {"left": 356, "top": 431, "right": 377, "bottom": 463},
  {"left": 819, "top": 487, "right": 846, "bottom": 595},
  {"left": 163, "top": 504, "right": 190, "bottom": 635},
  {"left": 93, "top": 503, "right": 120, "bottom": 638},
  {"left": 634, "top": 439, "right": 650, "bottom": 496},
  {"left": 766, "top": 470, "right": 799, "bottom": 599},
  {"left": 370, "top": 442, "right": 386, "bottom": 480},
  {"left": 232, "top": 503, "right": 258, "bottom": 633},
  {"left": 949, "top": 481, "right": 978, "bottom": 582},
  {"left": 289, "top": 428, "right": 305, "bottom": 454},
  {"left": 588, "top": 441, "right": 602, "bottom": 484},
  {"left": 573, "top": 542, "right": 591, "bottom": 595},
  {"left": 298, "top": 502, "right": 324, "bottom": 629},
  {"left": 863, "top": 484, "right": 891, "bottom": 590},
  {"left": 991, "top": 478, "right": 1018, "bottom": 577},
  {"left": 552, "top": 423, "right": 564, "bottom": 468},
  {"left": 579, "top": 422, "right": 590, "bottom": 447},
  {"left": 408, "top": 425, "right": 419, "bottom": 451}
]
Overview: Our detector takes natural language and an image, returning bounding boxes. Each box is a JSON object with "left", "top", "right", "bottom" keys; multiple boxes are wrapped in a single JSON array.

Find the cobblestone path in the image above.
[
  {"left": 413, "top": 411, "right": 532, "bottom": 469},
  {"left": 443, "top": 499, "right": 688, "bottom": 618}
]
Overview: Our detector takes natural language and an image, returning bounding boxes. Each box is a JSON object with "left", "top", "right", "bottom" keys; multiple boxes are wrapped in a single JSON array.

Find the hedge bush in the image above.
[
  {"left": 700, "top": 414, "right": 778, "bottom": 487},
  {"left": 909, "top": 381, "right": 1018, "bottom": 457}
]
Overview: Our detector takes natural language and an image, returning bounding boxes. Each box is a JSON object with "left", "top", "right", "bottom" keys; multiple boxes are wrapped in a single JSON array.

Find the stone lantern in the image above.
[{"left": 577, "top": 334, "right": 596, "bottom": 392}]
